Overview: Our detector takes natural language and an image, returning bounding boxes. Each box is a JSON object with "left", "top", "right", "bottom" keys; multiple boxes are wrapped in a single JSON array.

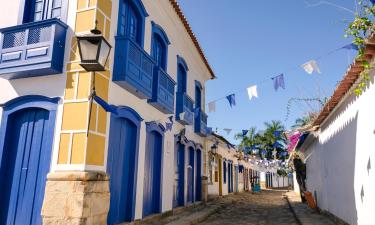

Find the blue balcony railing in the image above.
[
  {"left": 194, "top": 108, "right": 208, "bottom": 137},
  {"left": 0, "top": 19, "right": 67, "bottom": 79},
  {"left": 176, "top": 92, "right": 194, "bottom": 125},
  {"left": 148, "top": 66, "right": 176, "bottom": 114},
  {"left": 113, "top": 36, "right": 155, "bottom": 99}
]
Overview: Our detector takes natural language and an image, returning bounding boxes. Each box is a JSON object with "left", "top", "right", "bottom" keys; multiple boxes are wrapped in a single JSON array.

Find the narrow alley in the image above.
[
  {"left": 139, "top": 190, "right": 337, "bottom": 225},
  {"left": 201, "top": 191, "right": 299, "bottom": 225}
]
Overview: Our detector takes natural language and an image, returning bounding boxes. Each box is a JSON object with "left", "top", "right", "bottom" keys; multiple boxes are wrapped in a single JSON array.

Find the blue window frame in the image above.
[
  {"left": 23, "top": 0, "right": 63, "bottom": 24},
  {"left": 195, "top": 81, "right": 202, "bottom": 109},
  {"left": 177, "top": 55, "right": 188, "bottom": 93},
  {"left": 117, "top": 0, "right": 148, "bottom": 47},
  {"left": 151, "top": 22, "right": 170, "bottom": 71}
]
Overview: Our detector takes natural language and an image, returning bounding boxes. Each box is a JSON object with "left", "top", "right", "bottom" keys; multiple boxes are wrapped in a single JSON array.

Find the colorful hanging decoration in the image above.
[
  {"left": 341, "top": 43, "right": 359, "bottom": 51},
  {"left": 223, "top": 128, "right": 232, "bottom": 135},
  {"left": 208, "top": 101, "right": 216, "bottom": 112},
  {"left": 247, "top": 85, "right": 258, "bottom": 100},
  {"left": 273, "top": 130, "right": 281, "bottom": 138},
  {"left": 226, "top": 94, "right": 236, "bottom": 107},
  {"left": 272, "top": 74, "right": 285, "bottom": 91},
  {"left": 242, "top": 129, "right": 249, "bottom": 136},
  {"left": 302, "top": 60, "right": 321, "bottom": 74}
]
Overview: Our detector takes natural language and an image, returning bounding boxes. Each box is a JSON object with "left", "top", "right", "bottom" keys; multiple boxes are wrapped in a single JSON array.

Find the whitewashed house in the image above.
[
  {"left": 206, "top": 133, "right": 253, "bottom": 198},
  {"left": 297, "top": 36, "right": 375, "bottom": 225}
]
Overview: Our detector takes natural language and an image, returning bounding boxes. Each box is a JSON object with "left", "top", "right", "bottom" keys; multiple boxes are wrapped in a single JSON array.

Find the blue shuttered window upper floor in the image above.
[
  {"left": 148, "top": 22, "right": 175, "bottom": 114},
  {"left": 0, "top": 0, "right": 67, "bottom": 79},
  {"left": 113, "top": 0, "right": 154, "bottom": 99},
  {"left": 194, "top": 80, "right": 207, "bottom": 136},
  {"left": 117, "top": 0, "right": 146, "bottom": 46},
  {"left": 176, "top": 56, "right": 193, "bottom": 125},
  {"left": 23, "top": 0, "right": 63, "bottom": 24}
]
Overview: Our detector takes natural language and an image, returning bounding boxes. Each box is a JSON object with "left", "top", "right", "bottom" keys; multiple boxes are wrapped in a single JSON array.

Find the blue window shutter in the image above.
[
  {"left": 128, "top": 7, "right": 139, "bottom": 43},
  {"left": 23, "top": 0, "right": 62, "bottom": 23},
  {"left": 152, "top": 36, "right": 164, "bottom": 69},
  {"left": 119, "top": 1, "right": 127, "bottom": 36},
  {"left": 49, "top": 0, "right": 62, "bottom": 19},
  {"left": 177, "top": 65, "right": 187, "bottom": 93}
]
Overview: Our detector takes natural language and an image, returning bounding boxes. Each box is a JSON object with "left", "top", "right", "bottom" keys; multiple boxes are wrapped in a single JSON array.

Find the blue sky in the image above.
[{"left": 177, "top": 0, "right": 358, "bottom": 144}]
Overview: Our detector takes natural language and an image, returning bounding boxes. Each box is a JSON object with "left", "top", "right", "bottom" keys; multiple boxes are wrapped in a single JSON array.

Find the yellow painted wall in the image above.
[{"left": 57, "top": 0, "right": 112, "bottom": 168}]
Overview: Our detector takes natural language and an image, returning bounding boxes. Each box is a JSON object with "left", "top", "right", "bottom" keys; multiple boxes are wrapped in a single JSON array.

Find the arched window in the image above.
[
  {"left": 151, "top": 22, "right": 170, "bottom": 71},
  {"left": 118, "top": 0, "right": 148, "bottom": 46},
  {"left": 177, "top": 55, "right": 188, "bottom": 93},
  {"left": 195, "top": 81, "right": 202, "bottom": 109}
]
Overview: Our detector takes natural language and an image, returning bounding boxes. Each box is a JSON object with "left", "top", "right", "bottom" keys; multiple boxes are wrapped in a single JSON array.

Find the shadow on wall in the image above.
[{"left": 321, "top": 112, "right": 358, "bottom": 225}]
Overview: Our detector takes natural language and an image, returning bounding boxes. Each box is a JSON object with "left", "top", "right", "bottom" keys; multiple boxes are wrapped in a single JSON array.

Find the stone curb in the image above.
[
  {"left": 164, "top": 204, "right": 222, "bottom": 225},
  {"left": 284, "top": 195, "right": 303, "bottom": 225}
]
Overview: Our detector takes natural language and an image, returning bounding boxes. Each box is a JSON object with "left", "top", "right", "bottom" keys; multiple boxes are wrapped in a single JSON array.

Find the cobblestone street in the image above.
[{"left": 200, "top": 191, "right": 299, "bottom": 225}]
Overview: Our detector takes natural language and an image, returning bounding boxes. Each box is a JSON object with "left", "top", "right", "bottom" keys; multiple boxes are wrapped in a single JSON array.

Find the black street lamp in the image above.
[{"left": 76, "top": 25, "right": 112, "bottom": 71}]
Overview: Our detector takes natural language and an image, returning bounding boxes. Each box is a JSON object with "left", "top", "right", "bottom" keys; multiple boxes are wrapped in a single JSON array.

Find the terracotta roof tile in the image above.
[
  {"left": 313, "top": 34, "right": 375, "bottom": 127},
  {"left": 169, "top": 0, "right": 216, "bottom": 79}
]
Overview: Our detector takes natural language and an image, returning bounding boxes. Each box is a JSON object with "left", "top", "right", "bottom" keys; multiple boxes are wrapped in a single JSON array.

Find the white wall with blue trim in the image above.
[{"left": 107, "top": 0, "right": 212, "bottom": 220}]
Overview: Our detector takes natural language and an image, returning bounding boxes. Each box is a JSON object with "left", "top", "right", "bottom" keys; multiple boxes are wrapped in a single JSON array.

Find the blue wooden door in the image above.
[
  {"left": 195, "top": 149, "right": 202, "bottom": 201},
  {"left": 231, "top": 164, "right": 234, "bottom": 192},
  {"left": 0, "top": 108, "right": 53, "bottom": 225},
  {"left": 187, "top": 147, "right": 194, "bottom": 203},
  {"left": 174, "top": 143, "right": 185, "bottom": 207},
  {"left": 235, "top": 166, "right": 239, "bottom": 192},
  {"left": 107, "top": 117, "right": 138, "bottom": 225},
  {"left": 143, "top": 131, "right": 162, "bottom": 217}
]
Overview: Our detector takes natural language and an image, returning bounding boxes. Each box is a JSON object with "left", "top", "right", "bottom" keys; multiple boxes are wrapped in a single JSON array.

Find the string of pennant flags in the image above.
[
  {"left": 206, "top": 43, "right": 358, "bottom": 114},
  {"left": 92, "top": 43, "right": 359, "bottom": 141}
]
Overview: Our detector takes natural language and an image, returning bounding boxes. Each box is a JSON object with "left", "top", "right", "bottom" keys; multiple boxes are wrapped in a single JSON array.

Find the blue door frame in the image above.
[
  {"left": 0, "top": 95, "right": 59, "bottom": 225},
  {"left": 143, "top": 122, "right": 164, "bottom": 218},
  {"left": 107, "top": 106, "right": 142, "bottom": 225},
  {"left": 187, "top": 146, "right": 194, "bottom": 203},
  {"left": 195, "top": 149, "right": 202, "bottom": 201},
  {"left": 174, "top": 143, "right": 185, "bottom": 207}
]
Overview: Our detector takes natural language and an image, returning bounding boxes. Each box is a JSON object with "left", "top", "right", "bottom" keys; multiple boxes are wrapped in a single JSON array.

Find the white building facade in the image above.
[
  {"left": 298, "top": 37, "right": 375, "bottom": 225},
  {"left": 0, "top": 0, "right": 214, "bottom": 224}
]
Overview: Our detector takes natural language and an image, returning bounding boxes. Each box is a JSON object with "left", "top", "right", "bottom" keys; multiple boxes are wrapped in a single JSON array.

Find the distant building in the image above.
[
  {"left": 206, "top": 133, "right": 254, "bottom": 198},
  {"left": 0, "top": 0, "right": 214, "bottom": 224}
]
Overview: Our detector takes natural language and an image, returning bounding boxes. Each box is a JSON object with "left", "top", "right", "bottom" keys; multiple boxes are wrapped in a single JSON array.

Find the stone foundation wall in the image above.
[{"left": 41, "top": 171, "right": 110, "bottom": 225}]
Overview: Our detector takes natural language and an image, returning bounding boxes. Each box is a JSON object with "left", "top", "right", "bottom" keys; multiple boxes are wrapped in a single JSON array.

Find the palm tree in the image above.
[
  {"left": 291, "top": 115, "right": 311, "bottom": 129},
  {"left": 261, "top": 120, "right": 286, "bottom": 159},
  {"left": 235, "top": 126, "right": 260, "bottom": 153}
]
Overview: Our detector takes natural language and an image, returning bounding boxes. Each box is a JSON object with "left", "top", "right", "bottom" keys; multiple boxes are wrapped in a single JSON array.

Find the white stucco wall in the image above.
[
  {"left": 303, "top": 70, "right": 375, "bottom": 225},
  {"left": 0, "top": 0, "right": 23, "bottom": 28},
  {"left": 106, "top": 0, "right": 212, "bottom": 219}
]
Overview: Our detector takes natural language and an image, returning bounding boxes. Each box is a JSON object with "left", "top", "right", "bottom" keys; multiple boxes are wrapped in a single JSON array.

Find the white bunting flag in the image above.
[
  {"left": 223, "top": 128, "right": 232, "bottom": 135},
  {"left": 208, "top": 101, "right": 216, "bottom": 113},
  {"left": 301, "top": 60, "right": 321, "bottom": 74},
  {"left": 247, "top": 85, "right": 258, "bottom": 100}
]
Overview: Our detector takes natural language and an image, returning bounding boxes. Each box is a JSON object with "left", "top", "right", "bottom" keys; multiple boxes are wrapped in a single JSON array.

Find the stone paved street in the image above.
[{"left": 200, "top": 190, "right": 299, "bottom": 225}]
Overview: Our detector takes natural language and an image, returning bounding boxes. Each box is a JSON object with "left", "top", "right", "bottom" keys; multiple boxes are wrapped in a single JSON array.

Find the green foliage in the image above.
[
  {"left": 345, "top": 0, "right": 375, "bottom": 95},
  {"left": 277, "top": 168, "right": 288, "bottom": 177},
  {"left": 235, "top": 120, "right": 287, "bottom": 160}
]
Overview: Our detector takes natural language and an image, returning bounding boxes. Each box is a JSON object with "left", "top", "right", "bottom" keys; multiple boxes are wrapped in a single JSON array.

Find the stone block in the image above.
[{"left": 42, "top": 171, "right": 110, "bottom": 225}]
